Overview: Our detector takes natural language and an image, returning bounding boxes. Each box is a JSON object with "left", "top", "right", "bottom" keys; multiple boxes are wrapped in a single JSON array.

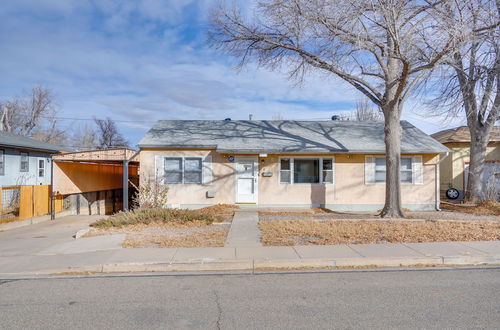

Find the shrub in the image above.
[
  {"left": 132, "top": 176, "right": 169, "bottom": 209},
  {"left": 90, "top": 208, "right": 220, "bottom": 229}
]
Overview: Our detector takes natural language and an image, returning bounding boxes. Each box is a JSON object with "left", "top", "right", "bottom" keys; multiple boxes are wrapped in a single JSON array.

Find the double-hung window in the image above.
[
  {"left": 372, "top": 156, "right": 414, "bottom": 184},
  {"left": 164, "top": 157, "right": 203, "bottom": 184},
  {"left": 38, "top": 159, "right": 45, "bottom": 177},
  {"left": 20, "top": 152, "right": 29, "bottom": 172},
  {"left": 0, "top": 150, "right": 4, "bottom": 176},
  {"left": 280, "top": 157, "right": 334, "bottom": 184},
  {"left": 184, "top": 158, "right": 202, "bottom": 184}
]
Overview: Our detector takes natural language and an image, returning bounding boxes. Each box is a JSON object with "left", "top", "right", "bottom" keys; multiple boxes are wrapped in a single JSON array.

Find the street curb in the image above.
[{"left": 1, "top": 255, "right": 499, "bottom": 276}]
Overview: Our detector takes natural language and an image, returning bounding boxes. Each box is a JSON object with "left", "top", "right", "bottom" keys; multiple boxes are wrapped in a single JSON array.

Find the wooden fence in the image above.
[{"left": 0, "top": 185, "right": 63, "bottom": 223}]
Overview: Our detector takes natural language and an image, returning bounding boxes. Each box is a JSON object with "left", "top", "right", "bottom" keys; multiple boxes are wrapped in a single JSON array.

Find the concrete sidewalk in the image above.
[
  {"left": 1, "top": 214, "right": 499, "bottom": 276},
  {"left": 1, "top": 240, "right": 499, "bottom": 276},
  {"left": 225, "top": 211, "right": 262, "bottom": 247}
]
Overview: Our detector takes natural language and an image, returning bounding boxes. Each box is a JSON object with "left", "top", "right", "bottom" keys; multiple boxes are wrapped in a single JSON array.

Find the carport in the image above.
[{"left": 51, "top": 148, "right": 139, "bottom": 218}]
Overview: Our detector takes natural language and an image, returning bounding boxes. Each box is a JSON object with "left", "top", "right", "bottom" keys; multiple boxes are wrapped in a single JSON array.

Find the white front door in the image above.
[
  {"left": 235, "top": 157, "right": 258, "bottom": 203},
  {"left": 36, "top": 158, "right": 46, "bottom": 185}
]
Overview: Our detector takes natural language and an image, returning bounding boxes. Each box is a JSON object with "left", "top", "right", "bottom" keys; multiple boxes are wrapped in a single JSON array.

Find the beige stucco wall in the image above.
[
  {"left": 439, "top": 142, "right": 500, "bottom": 191},
  {"left": 258, "top": 154, "right": 438, "bottom": 208},
  {"left": 140, "top": 149, "right": 440, "bottom": 210},
  {"left": 140, "top": 149, "right": 236, "bottom": 205}
]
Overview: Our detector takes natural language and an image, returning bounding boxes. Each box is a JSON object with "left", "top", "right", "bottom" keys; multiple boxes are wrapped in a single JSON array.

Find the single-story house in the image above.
[
  {"left": 431, "top": 126, "right": 500, "bottom": 200},
  {"left": 138, "top": 120, "right": 449, "bottom": 211},
  {"left": 0, "top": 130, "right": 64, "bottom": 187},
  {"left": 0, "top": 130, "right": 65, "bottom": 223}
]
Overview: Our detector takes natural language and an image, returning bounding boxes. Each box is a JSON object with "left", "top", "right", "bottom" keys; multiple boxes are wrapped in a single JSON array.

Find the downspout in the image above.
[
  {"left": 50, "top": 157, "right": 55, "bottom": 220},
  {"left": 434, "top": 152, "right": 449, "bottom": 211}
]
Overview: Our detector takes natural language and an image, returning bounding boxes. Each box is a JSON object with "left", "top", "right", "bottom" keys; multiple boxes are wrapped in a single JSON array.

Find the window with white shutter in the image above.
[{"left": 366, "top": 156, "right": 422, "bottom": 185}]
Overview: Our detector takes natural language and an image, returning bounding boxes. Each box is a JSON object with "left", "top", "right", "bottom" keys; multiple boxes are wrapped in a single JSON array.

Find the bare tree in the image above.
[
  {"left": 0, "top": 85, "right": 67, "bottom": 145},
  {"left": 94, "top": 117, "right": 129, "bottom": 149},
  {"left": 429, "top": 0, "right": 499, "bottom": 202},
  {"left": 72, "top": 123, "right": 98, "bottom": 150},
  {"left": 1, "top": 86, "right": 56, "bottom": 134},
  {"left": 209, "top": 0, "right": 465, "bottom": 217},
  {"left": 354, "top": 99, "right": 383, "bottom": 121}
]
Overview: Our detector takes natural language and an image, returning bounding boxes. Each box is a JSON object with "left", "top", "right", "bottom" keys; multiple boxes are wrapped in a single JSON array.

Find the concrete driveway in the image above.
[{"left": 0, "top": 215, "right": 124, "bottom": 257}]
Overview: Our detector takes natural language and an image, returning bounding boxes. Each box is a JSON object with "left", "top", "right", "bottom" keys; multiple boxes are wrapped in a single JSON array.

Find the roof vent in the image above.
[
  {"left": 224, "top": 118, "right": 231, "bottom": 121},
  {"left": 331, "top": 115, "right": 339, "bottom": 121}
]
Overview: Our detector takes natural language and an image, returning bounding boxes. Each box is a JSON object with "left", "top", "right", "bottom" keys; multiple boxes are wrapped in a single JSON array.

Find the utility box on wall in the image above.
[{"left": 206, "top": 190, "right": 217, "bottom": 198}]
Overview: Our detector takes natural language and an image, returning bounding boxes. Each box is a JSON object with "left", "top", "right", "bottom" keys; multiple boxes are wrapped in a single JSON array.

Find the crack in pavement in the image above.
[
  {"left": 213, "top": 290, "right": 222, "bottom": 330},
  {"left": 0, "top": 279, "right": 19, "bottom": 286}
]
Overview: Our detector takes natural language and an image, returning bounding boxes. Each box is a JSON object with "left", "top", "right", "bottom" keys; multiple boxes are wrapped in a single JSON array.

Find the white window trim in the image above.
[
  {"left": 164, "top": 156, "right": 204, "bottom": 185},
  {"left": 38, "top": 158, "right": 45, "bottom": 177},
  {"left": 20, "top": 152, "right": 29, "bottom": 172},
  {"left": 368, "top": 156, "right": 417, "bottom": 185},
  {"left": 279, "top": 156, "right": 335, "bottom": 185}
]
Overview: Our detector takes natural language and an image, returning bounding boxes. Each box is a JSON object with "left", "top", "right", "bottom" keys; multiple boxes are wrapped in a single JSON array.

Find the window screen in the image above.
[
  {"left": 164, "top": 158, "right": 183, "bottom": 184},
  {"left": 280, "top": 158, "right": 291, "bottom": 183},
  {"left": 184, "top": 158, "right": 202, "bottom": 184},
  {"left": 20, "top": 152, "right": 29, "bottom": 172}
]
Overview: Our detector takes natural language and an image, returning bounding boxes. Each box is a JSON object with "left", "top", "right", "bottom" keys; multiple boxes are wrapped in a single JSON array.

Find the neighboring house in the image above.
[
  {"left": 138, "top": 120, "right": 448, "bottom": 211},
  {"left": 0, "top": 131, "right": 66, "bottom": 224},
  {"left": 431, "top": 126, "right": 500, "bottom": 200},
  {"left": 0, "top": 130, "right": 64, "bottom": 187}
]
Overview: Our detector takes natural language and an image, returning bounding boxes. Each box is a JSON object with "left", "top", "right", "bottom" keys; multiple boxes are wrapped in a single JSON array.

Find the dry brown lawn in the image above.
[
  {"left": 86, "top": 205, "right": 238, "bottom": 248},
  {"left": 440, "top": 201, "right": 500, "bottom": 216},
  {"left": 88, "top": 220, "right": 229, "bottom": 248},
  {"left": 259, "top": 208, "right": 335, "bottom": 216},
  {"left": 198, "top": 204, "right": 239, "bottom": 219},
  {"left": 260, "top": 219, "right": 500, "bottom": 246}
]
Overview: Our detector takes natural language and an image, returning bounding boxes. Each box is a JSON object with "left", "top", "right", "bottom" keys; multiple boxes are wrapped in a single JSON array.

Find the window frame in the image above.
[
  {"left": 184, "top": 157, "right": 203, "bottom": 184},
  {"left": 20, "top": 152, "right": 29, "bottom": 172},
  {"left": 279, "top": 156, "right": 334, "bottom": 185},
  {"left": 163, "top": 156, "right": 203, "bottom": 185},
  {"left": 38, "top": 158, "right": 45, "bottom": 178},
  {"left": 0, "top": 149, "right": 4, "bottom": 176},
  {"left": 373, "top": 156, "right": 414, "bottom": 185}
]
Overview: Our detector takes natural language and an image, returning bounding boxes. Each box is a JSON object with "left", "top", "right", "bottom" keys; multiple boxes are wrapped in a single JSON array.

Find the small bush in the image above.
[
  {"left": 91, "top": 208, "right": 221, "bottom": 229},
  {"left": 132, "top": 176, "right": 169, "bottom": 209}
]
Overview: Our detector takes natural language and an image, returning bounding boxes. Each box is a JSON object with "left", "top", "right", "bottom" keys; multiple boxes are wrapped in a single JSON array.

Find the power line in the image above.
[{"left": 41, "top": 115, "right": 156, "bottom": 123}]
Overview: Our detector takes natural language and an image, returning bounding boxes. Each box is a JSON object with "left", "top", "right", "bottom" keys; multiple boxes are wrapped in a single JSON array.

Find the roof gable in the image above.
[
  {"left": 431, "top": 126, "right": 500, "bottom": 143},
  {"left": 139, "top": 120, "right": 449, "bottom": 154}
]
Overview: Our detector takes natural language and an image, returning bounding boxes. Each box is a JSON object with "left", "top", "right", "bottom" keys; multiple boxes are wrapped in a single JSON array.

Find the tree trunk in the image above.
[
  {"left": 465, "top": 126, "right": 489, "bottom": 203},
  {"left": 380, "top": 106, "right": 404, "bottom": 218}
]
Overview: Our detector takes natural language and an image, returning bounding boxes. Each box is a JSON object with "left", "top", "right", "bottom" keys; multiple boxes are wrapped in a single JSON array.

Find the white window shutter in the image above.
[
  {"left": 365, "top": 156, "right": 375, "bottom": 184},
  {"left": 155, "top": 155, "right": 165, "bottom": 184},
  {"left": 202, "top": 155, "right": 213, "bottom": 185},
  {"left": 412, "top": 155, "right": 423, "bottom": 185}
]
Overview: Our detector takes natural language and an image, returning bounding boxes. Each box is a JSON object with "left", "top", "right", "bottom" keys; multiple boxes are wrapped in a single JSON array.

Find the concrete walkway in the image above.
[{"left": 225, "top": 211, "right": 262, "bottom": 247}]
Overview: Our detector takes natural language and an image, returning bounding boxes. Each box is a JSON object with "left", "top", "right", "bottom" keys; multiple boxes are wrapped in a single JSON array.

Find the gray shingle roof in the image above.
[
  {"left": 138, "top": 120, "right": 449, "bottom": 154},
  {"left": 0, "top": 130, "right": 66, "bottom": 153}
]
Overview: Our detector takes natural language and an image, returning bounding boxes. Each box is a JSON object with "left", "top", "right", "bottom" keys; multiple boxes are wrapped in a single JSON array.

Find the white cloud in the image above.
[{"left": 0, "top": 0, "right": 454, "bottom": 147}]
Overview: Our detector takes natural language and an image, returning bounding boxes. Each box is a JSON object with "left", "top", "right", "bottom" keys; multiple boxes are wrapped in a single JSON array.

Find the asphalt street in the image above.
[{"left": 0, "top": 267, "right": 498, "bottom": 329}]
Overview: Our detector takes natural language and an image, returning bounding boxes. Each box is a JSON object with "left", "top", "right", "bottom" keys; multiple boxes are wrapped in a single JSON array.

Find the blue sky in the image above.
[{"left": 0, "top": 0, "right": 463, "bottom": 147}]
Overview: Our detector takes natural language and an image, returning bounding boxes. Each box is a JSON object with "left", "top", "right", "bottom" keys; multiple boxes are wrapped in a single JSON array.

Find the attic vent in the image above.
[{"left": 224, "top": 118, "right": 231, "bottom": 121}]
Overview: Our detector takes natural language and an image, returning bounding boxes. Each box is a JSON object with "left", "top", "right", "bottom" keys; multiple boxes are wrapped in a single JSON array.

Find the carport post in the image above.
[{"left": 123, "top": 160, "right": 129, "bottom": 211}]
